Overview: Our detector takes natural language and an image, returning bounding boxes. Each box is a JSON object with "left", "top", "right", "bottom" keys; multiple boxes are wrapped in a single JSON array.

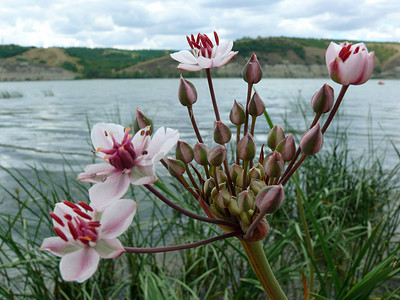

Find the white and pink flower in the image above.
[
  {"left": 40, "top": 199, "right": 137, "bottom": 282},
  {"left": 170, "top": 31, "right": 238, "bottom": 71},
  {"left": 78, "top": 123, "right": 179, "bottom": 211},
  {"left": 325, "top": 41, "right": 374, "bottom": 85}
]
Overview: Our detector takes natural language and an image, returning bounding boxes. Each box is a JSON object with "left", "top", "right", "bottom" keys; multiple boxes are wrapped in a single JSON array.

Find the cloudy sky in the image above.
[{"left": 1, "top": 0, "right": 399, "bottom": 50}]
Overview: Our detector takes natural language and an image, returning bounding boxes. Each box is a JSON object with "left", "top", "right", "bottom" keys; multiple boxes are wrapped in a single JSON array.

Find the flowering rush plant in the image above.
[{"left": 41, "top": 32, "right": 380, "bottom": 298}]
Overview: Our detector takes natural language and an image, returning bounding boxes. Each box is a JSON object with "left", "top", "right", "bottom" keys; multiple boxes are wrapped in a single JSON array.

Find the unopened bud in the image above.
[
  {"left": 253, "top": 162, "right": 265, "bottom": 178},
  {"left": 208, "top": 145, "right": 227, "bottom": 166},
  {"left": 263, "top": 151, "right": 284, "bottom": 178},
  {"left": 133, "top": 108, "right": 153, "bottom": 133},
  {"left": 236, "top": 170, "right": 245, "bottom": 188},
  {"left": 209, "top": 204, "right": 225, "bottom": 220},
  {"left": 178, "top": 75, "right": 197, "bottom": 106},
  {"left": 300, "top": 123, "right": 323, "bottom": 155},
  {"left": 248, "top": 92, "right": 265, "bottom": 117},
  {"left": 237, "top": 190, "right": 255, "bottom": 212},
  {"left": 216, "top": 169, "right": 227, "bottom": 184},
  {"left": 242, "top": 53, "right": 262, "bottom": 84},
  {"left": 311, "top": 84, "right": 334, "bottom": 114},
  {"left": 203, "top": 178, "right": 215, "bottom": 199},
  {"left": 214, "top": 121, "right": 232, "bottom": 145},
  {"left": 240, "top": 211, "right": 252, "bottom": 231},
  {"left": 230, "top": 100, "right": 245, "bottom": 125},
  {"left": 256, "top": 185, "right": 284, "bottom": 214},
  {"left": 175, "top": 140, "right": 194, "bottom": 163},
  {"left": 228, "top": 198, "right": 241, "bottom": 216},
  {"left": 249, "top": 167, "right": 262, "bottom": 181},
  {"left": 237, "top": 133, "right": 256, "bottom": 161},
  {"left": 276, "top": 134, "right": 296, "bottom": 162},
  {"left": 167, "top": 157, "right": 186, "bottom": 178},
  {"left": 267, "top": 125, "right": 285, "bottom": 150},
  {"left": 250, "top": 179, "right": 267, "bottom": 196},
  {"left": 193, "top": 142, "right": 210, "bottom": 165},
  {"left": 229, "top": 163, "right": 243, "bottom": 182},
  {"left": 215, "top": 190, "right": 231, "bottom": 209}
]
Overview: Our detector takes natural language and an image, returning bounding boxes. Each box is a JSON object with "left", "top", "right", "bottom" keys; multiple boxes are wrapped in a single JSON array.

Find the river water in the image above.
[{"left": 0, "top": 78, "right": 399, "bottom": 187}]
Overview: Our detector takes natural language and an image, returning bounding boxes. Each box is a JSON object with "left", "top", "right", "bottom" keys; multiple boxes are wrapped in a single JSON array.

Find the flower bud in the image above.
[
  {"left": 230, "top": 100, "right": 245, "bottom": 125},
  {"left": 178, "top": 75, "right": 197, "bottom": 106},
  {"left": 214, "top": 121, "right": 232, "bottom": 145},
  {"left": 236, "top": 170, "right": 245, "bottom": 189},
  {"left": 228, "top": 198, "right": 241, "bottom": 216},
  {"left": 250, "top": 179, "right": 267, "bottom": 196},
  {"left": 133, "top": 108, "right": 153, "bottom": 134},
  {"left": 240, "top": 211, "right": 252, "bottom": 231},
  {"left": 175, "top": 140, "right": 194, "bottom": 163},
  {"left": 193, "top": 142, "right": 210, "bottom": 165},
  {"left": 249, "top": 167, "right": 262, "bottom": 181},
  {"left": 248, "top": 92, "right": 265, "bottom": 117},
  {"left": 253, "top": 162, "right": 265, "bottom": 178},
  {"left": 300, "top": 123, "right": 323, "bottom": 155},
  {"left": 209, "top": 204, "right": 225, "bottom": 220},
  {"left": 263, "top": 151, "right": 284, "bottom": 178},
  {"left": 229, "top": 163, "right": 243, "bottom": 182},
  {"left": 216, "top": 169, "right": 227, "bottom": 184},
  {"left": 256, "top": 185, "right": 284, "bottom": 214},
  {"left": 237, "top": 133, "right": 256, "bottom": 161},
  {"left": 246, "top": 218, "right": 270, "bottom": 242},
  {"left": 237, "top": 190, "right": 255, "bottom": 212},
  {"left": 311, "top": 84, "right": 334, "bottom": 114},
  {"left": 276, "top": 134, "right": 296, "bottom": 162},
  {"left": 214, "top": 190, "right": 231, "bottom": 209},
  {"left": 203, "top": 178, "right": 215, "bottom": 200},
  {"left": 208, "top": 145, "right": 227, "bottom": 166},
  {"left": 267, "top": 125, "right": 285, "bottom": 150},
  {"left": 242, "top": 53, "right": 262, "bottom": 84},
  {"left": 167, "top": 157, "right": 186, "bottom": 178}
]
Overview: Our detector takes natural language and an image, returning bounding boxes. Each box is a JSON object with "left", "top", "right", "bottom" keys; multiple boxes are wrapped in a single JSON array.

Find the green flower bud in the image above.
[
  {"left": 248, "top": 92, "right": 265, "bottom": 117},
  {"left": 300, "top": 123, "right": 323, "bottom": 155},
  {"left": 249, "top": 179, "right": 267, "bottom": 196},
  {"left": 256, "top": 185, "right": 284, "bottom": 214},
  {"left": 214, "top": 121, "right": 232, "bottom": 145},
  {"left": 267, "top": 125, "right": 285, "bottom": 150},
  {"left": 175, "top": 140, "right": 194, "bottom": 163},
  {"left": 263, "top": 151, "right": 284, "bottom": 178},
  {"left": 209, "top": 204, "right": 225, "bottom": 220},
  {"left": 193, "top": 142, "right": 210, "bottom": 165},
  {"left": 133, "top": 107, "right": 153, "bottom": 134},
  {"left": 229, "top": 163, "right": 243, "bottom": 182},
  {"left": 229, "top": 100, "right": 245, "bottom": 125},
  {"left": 167, "top": 157, "right": 186, "bottom": 178},
  {"left": 237, "top": 133, "right": 256, "bottom": 162},
  {"left": 253, "top": 162, "right": 265, "bottom": 178},
  {"left": 249, "top": 167, "right": 262, "bottom": 181},
  {"left": 242, "top": 53, "right": 262, "bottom": 84},
  {"left": 216, "top": 169, "right": 228, "bottom": 184},
  {"left": 178, "top": 75, "right": 197, "bottom": 106},
  {"left": 276, "top": 134, "right": 296, "bottom": 162},
  {"left": 311, "top": 84, "right": 334, "bottom": 114},
  {"left": 203, "top": 178, "right": 215, "bottom": 200},
  {"left": 208, "top": 145, "right": 227, "bottom": 166},
  {"left": 228, "top": 198, "right": 241, "bottom": 216},
  {"left": 215, "top": 190, "right": 231, "bottom": 209},
  {"left": 237, "top": 190, "right": 255, "bottom": 212}
]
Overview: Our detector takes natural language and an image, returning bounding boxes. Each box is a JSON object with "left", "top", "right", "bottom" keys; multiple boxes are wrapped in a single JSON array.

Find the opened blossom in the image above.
[
  {"left": 170, "top": 31, "right": 238, "bottom": 71},
  {"left": 78, "top": 123, "right": 179, "bottom": 211},
  {"left": 40, "top": 199, "right": 137, "bottom": 282},
  {"left": 325, "top": 41, "right": 374, "bottom": 85}
]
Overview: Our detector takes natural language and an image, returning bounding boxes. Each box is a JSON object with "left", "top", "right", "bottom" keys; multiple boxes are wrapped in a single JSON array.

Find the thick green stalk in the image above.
[{"left": 240, "top": 240, "right": 288, "bottom": 300}]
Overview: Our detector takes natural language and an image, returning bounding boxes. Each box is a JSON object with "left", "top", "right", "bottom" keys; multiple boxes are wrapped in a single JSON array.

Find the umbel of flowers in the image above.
[{"left": 41, "top": 32, "right": 374, "bottom": 298}]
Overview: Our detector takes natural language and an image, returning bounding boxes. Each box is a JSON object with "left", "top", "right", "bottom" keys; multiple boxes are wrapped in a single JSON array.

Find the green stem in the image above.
[{"left": 240, "top": 240, "right": 288, "bottom": 300}]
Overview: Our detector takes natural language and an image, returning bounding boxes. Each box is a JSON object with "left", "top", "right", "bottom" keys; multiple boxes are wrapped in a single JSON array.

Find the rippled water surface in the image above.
[{"left": 0, "top": 78, "right": 399, "bottom": 186}]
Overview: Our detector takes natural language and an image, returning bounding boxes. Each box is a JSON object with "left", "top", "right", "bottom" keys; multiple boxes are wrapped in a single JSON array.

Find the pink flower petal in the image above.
[
  {"left": 40, "top": 237, "right": 80, "bottom": 257},
  {"left": 216, "top": 51, "right": 239, "bottom": 67},
  {"left": 131, "top": 127, "right": 151, "bottom": 157},
  {"left": 146, "top": 127, "right": 179, "bottom": 160},
  {"left": 325, "top": 42, "right": 342, "bottom": 69},
  {"left": 95, "top": 238, "right": 125, "bottom": 258},
  {"left": 197, "top": 56, "right": 213, "bottom": 69},
  {"left": 100, "top": 199, "right": 137, "bottom": 239},
  {"left": 91, "top": 123, "right": 125, "bottom": 152},
  {"left": 130, "top": 162, "right": 157, "bottom": 185},
  {"left": 77, "top": 163, "right": 116, "bottom": 183},
  {"left": 217, "top": 40, "right": 234, "bottom": 58},
  {"left": 89, "top": 172, "right": 131, "bottom": 211},
  {"left": 170, "top": 50, "right": 198, "bottom": 64},
  {"left": 60, "top": 247, "right": 100, "bottom": 282},
  {"left": 177, "top": 63, "right": 204, "bottom": 71}
]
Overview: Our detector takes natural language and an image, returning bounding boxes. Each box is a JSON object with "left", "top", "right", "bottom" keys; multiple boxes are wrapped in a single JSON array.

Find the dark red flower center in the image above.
[{"left": 186, "top": 31, "right": 220, "bottom": 58}]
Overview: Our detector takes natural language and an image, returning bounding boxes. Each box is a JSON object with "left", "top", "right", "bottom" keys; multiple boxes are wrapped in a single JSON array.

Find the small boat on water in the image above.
[{"left": 378, "top": 81, "right": 385, "bottom": 85}]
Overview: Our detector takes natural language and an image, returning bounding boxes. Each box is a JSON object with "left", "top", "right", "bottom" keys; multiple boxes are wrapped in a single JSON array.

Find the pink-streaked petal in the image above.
[
  {"left": 146, "top": 127, "right": 179, "bottom": 160},
  {"left": 215, "top": 51, "right": 239, "bottom": 67},
  {"left": 89, "top": 172, "right": 131, "bottom": 211},
  {"left": 40, "top": 237, "right": 80, "bottom": 257},
  {"left": 60, "top": 247, "right": 100, "bottom": 282},
  {"left": 131, "top": 127, "right": 151, "bottom": 156},
  {"left": 130, "top": 162, "right": 157, "bottom": 185},
  {"left": 339, "top": 52, "right": 367, "bottom": 85},
  {"left": 325, "top": 42, "right": 341, "bottom": 68},
  {"left": 95, "top": 238, "right": 125, "bottom": 258},
  {"left": 91, "top": 123, "right": 125, "bottom": 151},
  {"left": 170, "top": 50, "right": 198, "bottom": 64},
  {"left": 77, "top": 163, "right": 116, "bottom": 183},
  {"left": 354, "top": 52, "right": 375, "bottom": 85},
  {"left": 197, "top": 56, "right": 213, "bottom": 69},
  {"left": 328, "top": 58, "right": 345, "bottom": 84},
  {"left": 177, "top": 63, "right": 204, "bottom": 72},
  {"left": 216, "top": 40, "right": 234, "bottom": 58},
  {"left": 100, "top": 199, "right": 137, "bottom": 239}
]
